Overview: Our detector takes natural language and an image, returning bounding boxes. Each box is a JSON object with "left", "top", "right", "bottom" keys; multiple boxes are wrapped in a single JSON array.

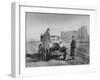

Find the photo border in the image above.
[{"left": 11, "top": 2, "right": 96, "bottom": 78}]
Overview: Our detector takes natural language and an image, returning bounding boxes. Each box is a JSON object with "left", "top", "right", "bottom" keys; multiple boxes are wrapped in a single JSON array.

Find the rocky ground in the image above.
[
  {"left": 25, "top": 52, "right": 89, "bottom": 67},
  {"left": 26, "top": 41, "right": 89, "bottom": 67}
]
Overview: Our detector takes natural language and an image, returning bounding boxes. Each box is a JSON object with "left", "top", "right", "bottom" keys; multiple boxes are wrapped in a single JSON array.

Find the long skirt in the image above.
[{"left": 70, "top": 48, "right": 75, "bottom": 57}]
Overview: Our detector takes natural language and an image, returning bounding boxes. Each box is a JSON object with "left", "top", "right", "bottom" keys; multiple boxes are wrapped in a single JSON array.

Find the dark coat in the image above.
[
  {"left": 70, "top": 39, "right": 76, "bottom": 48},
  {"left": 70, "top": 39, "right": 76, "bottom": 57}
]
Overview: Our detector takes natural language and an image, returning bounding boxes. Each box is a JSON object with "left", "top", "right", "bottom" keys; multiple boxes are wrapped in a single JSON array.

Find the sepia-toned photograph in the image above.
[{"left": 25, "top": 12, "right": 90, "bottom": 67}]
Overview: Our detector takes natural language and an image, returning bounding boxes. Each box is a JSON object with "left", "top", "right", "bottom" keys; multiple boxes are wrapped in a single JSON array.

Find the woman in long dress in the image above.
[{"left": 42, "top": 28, "right": 51, "bottom": 60}]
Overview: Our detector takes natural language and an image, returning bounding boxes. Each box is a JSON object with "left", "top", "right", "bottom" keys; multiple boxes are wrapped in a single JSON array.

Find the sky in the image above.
[{"left": 26, "top": 12, "right": 89, "bottom": 41}]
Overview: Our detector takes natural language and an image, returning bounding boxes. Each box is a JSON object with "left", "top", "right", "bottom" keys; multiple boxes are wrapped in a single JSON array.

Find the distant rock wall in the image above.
[{"left": 61, "top": 26, "right": 89, "bottom": 42}]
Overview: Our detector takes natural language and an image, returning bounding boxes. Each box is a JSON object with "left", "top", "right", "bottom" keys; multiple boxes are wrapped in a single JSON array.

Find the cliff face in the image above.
[
  {"left": 77, "top": 26, "right": 89, "bottom": 42},
  {"left": 61, "top": 26, "right": 89, "bottom": 42}
]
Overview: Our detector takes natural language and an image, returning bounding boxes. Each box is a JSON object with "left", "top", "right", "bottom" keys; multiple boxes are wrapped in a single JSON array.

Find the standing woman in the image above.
[{"left": 42, "top": 28, "right": 51, "bottom": 60}]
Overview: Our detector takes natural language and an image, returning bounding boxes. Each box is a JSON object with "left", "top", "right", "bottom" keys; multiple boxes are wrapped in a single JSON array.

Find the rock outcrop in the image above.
[{"left": 61, "top": 26, "right": 89, "bottom": 42}]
